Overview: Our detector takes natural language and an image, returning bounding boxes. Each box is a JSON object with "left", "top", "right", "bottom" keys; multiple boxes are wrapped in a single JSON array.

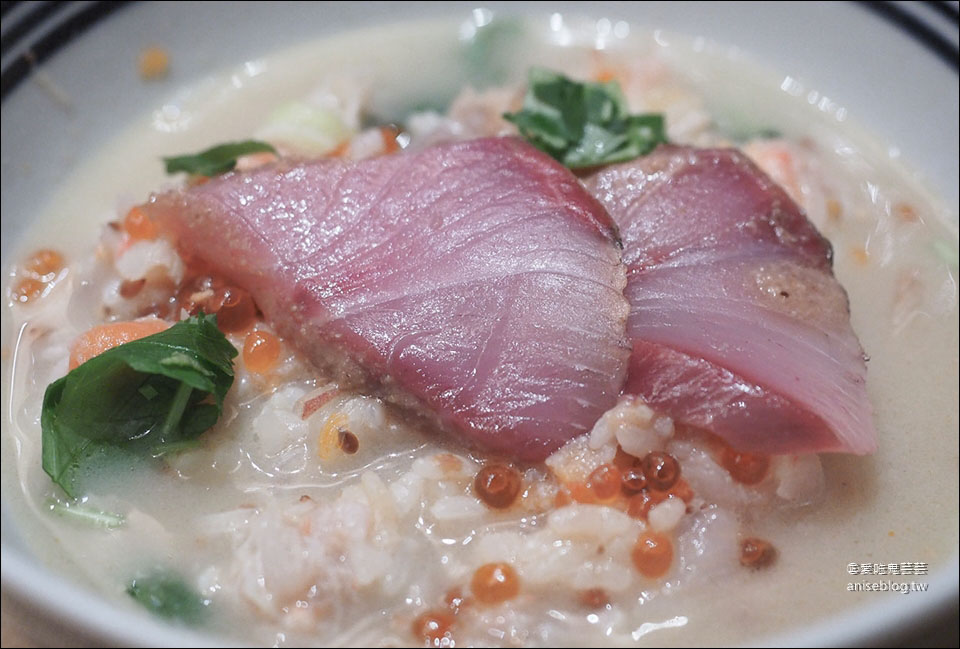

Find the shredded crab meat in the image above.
[
  {"left": 588, "top": 395, "right": 675, "bottom": 457},
  {"left": 545, "top": 434, "right": 616, "bottom": 484}
]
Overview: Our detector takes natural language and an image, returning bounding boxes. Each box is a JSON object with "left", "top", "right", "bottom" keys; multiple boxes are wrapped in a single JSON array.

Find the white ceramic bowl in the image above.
[{"left": 2, "top": 2, "right": 957, "bottom": 646}]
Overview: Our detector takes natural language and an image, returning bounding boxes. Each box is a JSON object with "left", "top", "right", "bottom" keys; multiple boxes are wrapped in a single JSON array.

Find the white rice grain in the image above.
[
  {"left": 547, "top": 504, "right": 639, "bottom": 540},
  {"left": 430, "top": 495, "right": 487, "bottom": 521},
  {"left": 773, "top": 454, "right": 825, "bottom": 504},
  {"left": 114, "top": 239, "right": 184, "bottom": 283},
  {"left": 647, "top": 498, "right": 687, "bottom": 532}
]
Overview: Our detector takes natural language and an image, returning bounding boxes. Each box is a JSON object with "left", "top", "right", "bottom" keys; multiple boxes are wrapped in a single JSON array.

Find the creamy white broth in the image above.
[{"left": 2, "top": 16, "right": 958, "bottom": 647}]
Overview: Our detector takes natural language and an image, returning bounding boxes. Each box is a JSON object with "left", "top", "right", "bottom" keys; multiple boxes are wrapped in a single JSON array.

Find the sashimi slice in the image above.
[
  {"left": 585, "top": 146, "right": 875, "bottom": 455},
  {"left": 146, "top": 137, "right": 630, "bottom": 461}
]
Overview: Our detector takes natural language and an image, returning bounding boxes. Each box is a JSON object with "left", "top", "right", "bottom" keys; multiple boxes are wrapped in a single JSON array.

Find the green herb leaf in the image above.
[
  {"left": 41, "top": 314, "right": 237, "bottom": 497},
  {"left": 46, "top": 498, "right": 125, "bottom": 529},
  {"left": 462, "top": 17, "right": 525, "bottom": 86},
  {"left": 127, "top": 571, "right": 209, "bottom": 625},
  {"left": 717, "top": 119, "right": 782, "bottom": 143},
  {"left": 163, "top": 140, "right": 276, "bottom": 177},
  {"left": 504, "top": 68, "right": 668, "bottom": 169}
]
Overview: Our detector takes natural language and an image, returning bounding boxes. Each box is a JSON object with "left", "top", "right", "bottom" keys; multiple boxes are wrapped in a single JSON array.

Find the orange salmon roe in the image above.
[
  {"left": 740, "top": 537, "right": 777, "bottom": 568},
  {"left": 411, "top": 610, "right": 455, "bottom": 647},
  {"left": 567, "top": 481, "right": 596, "bottom": 504},
  {"left": 123, "top": 206, "right": 158, "bottom": 241},
  {"left": 69, "top": 317, "right": 169, "bottom": 369},
  {"left": 10, "top": 278, "right": 45, "bottom": 304},
  {"left": 178, "top": 276, "right": 257, "bottom": 333},
  {"left": 612, "top": 445, "right": 640, "bottom": 470},
  {"left": 242, "top": 330, "right": 281, "bottom": 374},
  {"left": 119, "top": 278, "right": 146, "bottom": 299},
  {"left": 642, "top": 451, "right": 681, "bottom": 491},
  {"left": 212, "top": 286, "right": 256, "bottom": 332},
  {"left": 443, "top": 588, "right": 467, "bottom": 614},
  {"left": 474, "top": 464, "right": 522, "bottom": 509},
  {"left": 720, "top": 447, "right": 770, "bottom": 485},
  {"left": 471, "top": 562, "right": 519, "bottom": 605},
  {"left": 631, "top": 531, "right": 673, "bottom": 578},
  {"left": 626, "top": 477, "right": 695, "bottom": 521},
  {"left": 380, "top": 125, "right": 401, "bottom": 154},
  {"left": 578, "top": 587, "right": 610, "bottom": 608},
  {"left": 586, "top": 463, "right": 621, "bottom": 502},
  {"left": 626, "top": 490, "right": 658, "bottom": 520},
  {"left": 620, "top": 467, "right": 647, "bottom": 495},
  {"left": 669, "top": 478, "right": 695, "bottom": 504},
  {"left": 24, "top": 249, "right": 64, "bottom": 280}
]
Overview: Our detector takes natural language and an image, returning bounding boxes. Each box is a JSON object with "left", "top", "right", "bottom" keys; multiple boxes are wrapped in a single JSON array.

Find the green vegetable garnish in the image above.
[
  {"left": 504, "top": 68, "right": 668, "bottom": 169},
  {"left": 713, "top": 113, "right": 782, "bottom": 143},
  {"left": 752, "top": 127, "right": 782, "bottom": 140},
  {"left": 463, "top": 17, "right": 525, "bottom": 86},
  {"left": 933, "top": 238, "right": 959, "bottom": 270},
  {"left": 163, "top": 140, "right": 276, "bottom": 176},
  {"left": 46, "top": 498, "right": 125, "bottom": 529},
  {"left": 41, "top": 314, "right": 237, "bottom": 498},
  {"left": 128, "top": 571, "right": 209, "bottom": 624}
]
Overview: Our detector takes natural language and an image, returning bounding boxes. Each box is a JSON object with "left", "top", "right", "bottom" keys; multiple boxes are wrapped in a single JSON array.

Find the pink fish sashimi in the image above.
[
  {"left": 585, "top": 146, "right": 876, "bottom": 455},
  {"left": 147, "top": 137, "right": 630, "bottom": 461}
]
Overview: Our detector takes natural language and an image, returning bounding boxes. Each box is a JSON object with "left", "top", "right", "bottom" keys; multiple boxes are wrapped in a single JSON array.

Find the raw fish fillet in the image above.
[
  {"left": 585, "top": 146, "right": 875, "bottom": 455},
  {"left": 147, "top": 137, "right": 630, "bottom": 460}
]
